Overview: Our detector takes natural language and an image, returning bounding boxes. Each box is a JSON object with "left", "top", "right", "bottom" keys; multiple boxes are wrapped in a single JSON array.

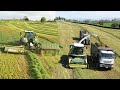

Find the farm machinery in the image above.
[
  {"left": 68, "top": 30, "right": 99, "bottom": 69},
  {"left": 0, "top": 31, "right": 39, "bottom": 54},
  {"left": 68, "top": 30, "right": 92, "bottom": 69},
  {"left": 78, "top": 29, "right": 115, "bottom": 69},
  {"left": 90, "top": 35, "right": 115, "bottom": 69},
  {"left": 0, "top": 30, "right": 60, "bottom": 55},
  {"left": 19, "top": 31, "right": 40, "bottom": 51}
]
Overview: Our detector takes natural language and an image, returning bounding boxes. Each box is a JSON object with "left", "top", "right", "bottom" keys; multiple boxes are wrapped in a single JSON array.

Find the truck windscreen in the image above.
[{"left": 101, "top": 53, "right": 115, "bottom": 59}]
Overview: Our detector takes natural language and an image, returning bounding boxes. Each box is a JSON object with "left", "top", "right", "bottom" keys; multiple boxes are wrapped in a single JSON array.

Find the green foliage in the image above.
[
  {"left": 41, "top": 17, "right": 46, "bottom": 23},
  {"left": 23, "top": 16, "right": 29, "bottom": 21},
  {"left": 98, "top": 20, "right": 104, "bottom": 25},
  {"left": 26, "top": 51, "right": 50, "bottom": 79},
  {"left": 111, "top": 23, "right": 120, "bottom": 28}
]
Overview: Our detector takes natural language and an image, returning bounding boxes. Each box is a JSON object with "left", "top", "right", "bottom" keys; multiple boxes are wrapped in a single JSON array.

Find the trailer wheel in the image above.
[{"left": 96, "top": 63, "right": 100, "bottom": 69}]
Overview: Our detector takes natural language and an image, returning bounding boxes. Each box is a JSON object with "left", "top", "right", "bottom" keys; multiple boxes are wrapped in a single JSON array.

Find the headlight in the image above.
[{"left": 69, "top": 58, "right": 72, "bottom": 63}]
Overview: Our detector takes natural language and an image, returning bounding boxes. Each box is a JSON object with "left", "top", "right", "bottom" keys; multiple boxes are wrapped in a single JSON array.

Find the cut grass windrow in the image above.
[{"left": 26, "top": 51, "right": 50, "bottom": 79}]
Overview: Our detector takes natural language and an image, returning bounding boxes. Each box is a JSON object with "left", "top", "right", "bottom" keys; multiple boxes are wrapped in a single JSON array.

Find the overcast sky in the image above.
[{"left": 0, "top": 11, "right": 120, "bottom": 20}]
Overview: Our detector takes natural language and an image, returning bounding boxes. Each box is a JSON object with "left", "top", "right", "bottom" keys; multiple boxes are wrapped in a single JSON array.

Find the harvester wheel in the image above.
[
  {"left": 67, "top": 65, "right": 72, "bottom": 69},
  {"left": 87, "top": 63, "right": 89, "bottom": 69}
]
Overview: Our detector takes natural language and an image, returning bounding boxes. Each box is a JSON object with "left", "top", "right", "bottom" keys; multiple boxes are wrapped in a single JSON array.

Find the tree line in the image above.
[{"left": 23, "top": 16, "right": 46, "bottom": 23}]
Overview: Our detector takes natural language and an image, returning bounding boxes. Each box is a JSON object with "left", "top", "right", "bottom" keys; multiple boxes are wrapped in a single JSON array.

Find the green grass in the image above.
[
  {"left": 0, "top": 20, "right": 59, "bottom": 79},
  {"left": 26, "top": 51, "right": 50, "bottom": 79},
  {"left": 57, "top": 22, "right": 120, "bottom": 79},
  {"left": 103, "top": 23, "right": 113, "bottom": 27},
  {"left": 0, "top": 20, "right": 120, "bottom": 79},
  {"left": 0, "top": 54, "right": 29, "bottom": 79}
]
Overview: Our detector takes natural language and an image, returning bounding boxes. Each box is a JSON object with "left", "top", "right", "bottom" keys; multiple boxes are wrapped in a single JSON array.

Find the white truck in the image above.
[{"left": 91, "top": 42, "right": 115, "bottom": 70}]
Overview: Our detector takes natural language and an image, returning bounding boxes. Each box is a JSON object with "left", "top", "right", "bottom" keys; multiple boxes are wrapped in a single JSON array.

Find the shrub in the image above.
[
  {"left": 41, "top": 17, "right": 46, "bottom": 23},
  {"left": 111, "top": 23, "right": 119, "bottom": 28},
  {"left": 23, "top": 16, "right": 29, "bottom": 21}
]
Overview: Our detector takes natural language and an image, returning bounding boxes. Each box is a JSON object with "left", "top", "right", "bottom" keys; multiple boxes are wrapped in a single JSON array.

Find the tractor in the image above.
[
  {"left": 1, "top": 30, "right": 60, "bottom": 55},
  {"left": 19, "top": 30, "right": 40, "bottom": 51},
  {"left": 2, "top": 30, "right": 40, "bottom": 54}
]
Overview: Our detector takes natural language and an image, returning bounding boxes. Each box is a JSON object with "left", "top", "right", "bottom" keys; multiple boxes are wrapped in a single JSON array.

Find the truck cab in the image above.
[{"left": 98, "top": 50, "right": 115, "bottom": 69}]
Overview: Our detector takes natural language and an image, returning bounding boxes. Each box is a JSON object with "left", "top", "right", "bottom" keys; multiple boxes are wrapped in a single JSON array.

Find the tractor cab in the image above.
[
  {"left": 20, "top": 31, "right": 36, "bottom": 43},
  {"left": 20, "top": 31, "right": 39, "bottom": 50},
  {"left": 24, "top": 31, "right": 36, "bottom": 42}
]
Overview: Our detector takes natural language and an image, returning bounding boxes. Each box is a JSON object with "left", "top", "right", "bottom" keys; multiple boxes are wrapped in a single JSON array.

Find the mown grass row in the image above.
[
  {"left": 26, "top": 51, "right": 50, "bottom": 79},
  {"left": 0, "top": 20, "right": 59, "bottom": 45},
  {"left": 10, "top": 21, "right": 58, "bottom": 36},
  {"left": 0, "top": 54, "right": 29, "bottom": 79},
  {"left": 89, "top": 25, "right": 120, "bottom": 39}
]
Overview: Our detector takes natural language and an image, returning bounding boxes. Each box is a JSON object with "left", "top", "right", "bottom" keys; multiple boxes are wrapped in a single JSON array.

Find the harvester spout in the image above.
[{"left": 79, "top": 35, "right": 91, "bottom": 44}]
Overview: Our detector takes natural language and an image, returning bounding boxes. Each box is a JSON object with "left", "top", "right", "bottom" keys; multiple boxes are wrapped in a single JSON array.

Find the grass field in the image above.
[
  {"left": 0, "top": 54, "right": 29, "bottom": 79},
  {"left": 0, "top": 20, "right": 59, "bottom": 79},
  {"left": 0, "top": 20, "right": 120, "bottom": 79}
]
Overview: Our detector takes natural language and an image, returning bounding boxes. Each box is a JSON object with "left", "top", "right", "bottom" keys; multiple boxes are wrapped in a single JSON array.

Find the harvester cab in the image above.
[{"left": 68, "top": 42, "right": 88, "bottom": 68}]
